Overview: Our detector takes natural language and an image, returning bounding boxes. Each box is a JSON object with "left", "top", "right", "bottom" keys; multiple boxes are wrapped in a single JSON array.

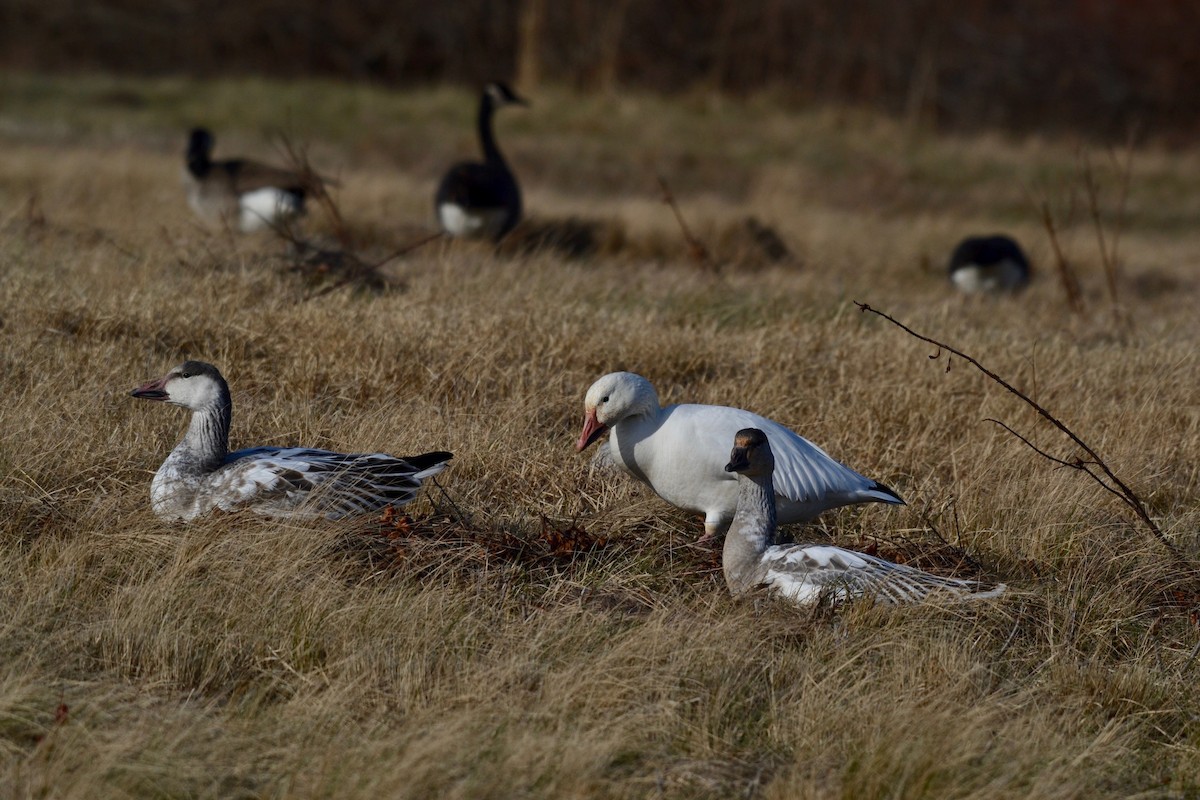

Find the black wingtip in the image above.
[
  {"left": 870, "top": 481, "right": 906, "bottom": 505},
  {"left": 406, "top": 451, "right": 454, "bottom": 471}
]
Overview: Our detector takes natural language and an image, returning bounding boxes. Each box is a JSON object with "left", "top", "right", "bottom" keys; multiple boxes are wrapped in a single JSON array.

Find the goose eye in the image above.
[
  {"left": 601, "top": 395, "right": 609, "bottom": 403},
  {"left": 179, "top": 369, "right": 192, "bottom": 379}
]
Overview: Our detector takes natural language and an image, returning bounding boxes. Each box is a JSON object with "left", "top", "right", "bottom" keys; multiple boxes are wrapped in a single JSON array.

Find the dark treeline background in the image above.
[{"left": 2, "top": 0, "right": 1195, "bottom": 138}]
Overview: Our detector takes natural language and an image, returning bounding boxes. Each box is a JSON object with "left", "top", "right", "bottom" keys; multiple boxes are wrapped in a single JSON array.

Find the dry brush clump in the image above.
[{"left": 1, "top": 85, "right": 1200, "bottom": 798}]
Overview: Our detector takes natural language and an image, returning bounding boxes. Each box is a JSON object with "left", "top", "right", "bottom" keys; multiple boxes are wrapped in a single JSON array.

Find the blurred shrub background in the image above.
[{"left": 2, "top": 0, "right": 1195, "bottom": 138}]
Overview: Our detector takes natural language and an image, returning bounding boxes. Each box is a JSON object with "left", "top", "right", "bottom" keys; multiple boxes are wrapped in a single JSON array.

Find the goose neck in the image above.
[
  {"left": 722, "top": 473, "right": 777, "bottom": 591},
  {"left": 180, "top": 396, "right": 231, "bottom": 471},
  {"left": 186, "top": 151, "right": 211, "bottom": 178},
  {"left": 477, "top": 94, "right": 507, "bottom": 167}
]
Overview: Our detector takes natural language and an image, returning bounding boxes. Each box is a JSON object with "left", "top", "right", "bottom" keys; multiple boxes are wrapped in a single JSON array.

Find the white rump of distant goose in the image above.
[
  {"left": 131, "top": 360, "right": 451, "bottom": 521},
  {"left": 576, "top": 372, "right": 904, "bottom": 539},
  {"left": 183, "top": 127, "right": 327, "bottom": 233},
  {"left": 722, "top": 428, "right": 1005, "bottom": 605},
  {"left": 947, "top": 234, "right": 1031, "bottom": 294}
]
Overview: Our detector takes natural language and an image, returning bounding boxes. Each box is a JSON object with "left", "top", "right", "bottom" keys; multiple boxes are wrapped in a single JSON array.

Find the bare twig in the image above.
[
  {"left": 1036, "top": 198, "right": 1084, "bottom": 314},
  {"left": 656, "top": 175, "right": 714, "bottom": 270},
  {"left": 276, "top": 131, "right": 349, "bottom": 247},
  {"left": 293, "top": 231, "right": 442, "bottom": 301},
  {"left": 855, "top": 301, "right": 1188, "bottom": 567},
  {"left": 1080, "top": 143, "right": 1133, "bottom": 315}
]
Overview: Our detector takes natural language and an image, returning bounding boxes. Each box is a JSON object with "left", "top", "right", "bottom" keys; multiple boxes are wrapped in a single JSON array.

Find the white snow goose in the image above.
[
  {"left": 184, "top": 127, "right": 328, "bottom": 233},
  {"left": 576, "top": 372, "right": 904, "bottom": 540},
  {"left": 723, "top": 428, "right": 1005, "bottom": 605},
  {"left": 131, "top": 360, "right": 452, "bottom": 522}
]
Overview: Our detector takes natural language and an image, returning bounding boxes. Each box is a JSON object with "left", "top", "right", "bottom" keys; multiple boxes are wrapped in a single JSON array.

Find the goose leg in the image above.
[{"left": 696, "top": 514, "right": 725, "bottom": 544}]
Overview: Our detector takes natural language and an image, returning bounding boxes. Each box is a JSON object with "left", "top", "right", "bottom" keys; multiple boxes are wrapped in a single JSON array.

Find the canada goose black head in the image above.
[
  {"left": 186, "top": 127, "right": 215, "bottom": 177},
  {"left": 484, "top": 82, "right": 528, "bottom": 110}
]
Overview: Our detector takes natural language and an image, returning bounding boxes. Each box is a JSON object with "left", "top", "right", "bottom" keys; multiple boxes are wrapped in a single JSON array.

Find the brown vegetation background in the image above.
[
  {"left": 1, "top": 70, "right": 1199, "bottom": 795},
  {"left": 2, "top": 0, "right": 1198, "bottom": 137}
]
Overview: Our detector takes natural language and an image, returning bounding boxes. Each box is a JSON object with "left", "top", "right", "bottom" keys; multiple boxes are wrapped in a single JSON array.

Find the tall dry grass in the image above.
[{"left": 1, "top": 77, "right": 1199, "bottom": 798}]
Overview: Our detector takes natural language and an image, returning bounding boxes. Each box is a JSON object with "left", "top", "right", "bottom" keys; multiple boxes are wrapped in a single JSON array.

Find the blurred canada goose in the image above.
[
  {"left": 435, "top": 82, "right": 527, "bottom": 242},
  {"left": 576, "top": 372, "right": 903, "bottom": 540},
  {"left": 184, "top": 127, "right": 322, "bottom": 233},
  {"left": 723, "top": 428, "right": 1005, "bottom": 605},
  {"left": 948, "top": 234, "right": 1031, "bottom": 293},
  {"left": 131, "top": 360, "right": 452, "bottom": 521}
]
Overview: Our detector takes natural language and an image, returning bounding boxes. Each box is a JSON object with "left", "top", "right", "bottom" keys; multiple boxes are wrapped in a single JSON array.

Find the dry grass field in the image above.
[{"left": 2, "top": 73, "right": 1199, "bottom": 798}]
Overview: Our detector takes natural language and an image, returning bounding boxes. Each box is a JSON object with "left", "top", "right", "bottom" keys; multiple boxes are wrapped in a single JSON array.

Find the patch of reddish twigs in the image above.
[
  {"left": 855, "top": 301, "right": 1193, "bottom": 576},
  {"left": 348, "top": 507, "right": 612, "bottom": 579},
  {"left": 271, "top": 133, "right": 443, "bottom": 298}
]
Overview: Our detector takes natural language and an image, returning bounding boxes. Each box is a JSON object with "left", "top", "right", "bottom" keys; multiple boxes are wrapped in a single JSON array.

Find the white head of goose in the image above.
[
  {"left": 435, "top": 82, "right": 527, "bottom": 242},
  {"left": 184, "top": 127, "right": 322, "bottom": 233},
  {"left": 131, "top": 360, "right": 452, "bottom": 522},
  {"left": 722, "top": 428, "right": 1005, "bottom": 606},
  {"left": 947, "top": 234, "right": 1031, "bottom": 294},
  {"left": 576, "top": 371, "right": 904, "bottom": 541}
]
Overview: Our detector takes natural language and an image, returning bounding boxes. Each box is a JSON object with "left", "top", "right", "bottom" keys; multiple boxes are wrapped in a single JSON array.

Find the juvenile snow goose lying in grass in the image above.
[
  {"left": 576, "top": 372, "right": 903, "bottom": 540},
  {"left": 723, "top": 428, "right": 1005, "bottom": 605},
  {"left": 947, "top": 234, "right": 1031, "bottom": 294},
  {"left": 184, "top": 127, "right": 326, "bottom": 233},
  {"left": 132, "top": 361, "right": 452, "bottom": 521},
  {"left": 435, "top": 82, "right": 527, "bottom": 242}
]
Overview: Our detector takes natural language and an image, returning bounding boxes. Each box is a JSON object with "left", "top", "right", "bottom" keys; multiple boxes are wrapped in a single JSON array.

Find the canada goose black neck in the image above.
[
  {"left": 477, "top": 91, "right": 508, "bottom": 168},
  {"left": 186, "top": 128, "right": 214, "bottom": 179}
]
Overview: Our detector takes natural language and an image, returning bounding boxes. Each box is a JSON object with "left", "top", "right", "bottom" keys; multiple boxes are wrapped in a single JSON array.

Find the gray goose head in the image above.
[{"left": 132, "top": 360, "right": 229, "bottom": 412}]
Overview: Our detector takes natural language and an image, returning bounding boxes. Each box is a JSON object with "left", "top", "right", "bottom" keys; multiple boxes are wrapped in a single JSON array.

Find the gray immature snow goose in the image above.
[
  {"left": 435, "top": 82, "right": 527, "bottom": 242},
  {"left": 184, "top": 127, "right": 325, "bottom": 233},
  {"left": 132, "top": 361, "right": 452, "bottom": 521},
  {"left": 723, "top": 428, "right": 1005, "bottom": 605},
  {"left": 576, "top": 372, "right": 904, "bottom": 539}
]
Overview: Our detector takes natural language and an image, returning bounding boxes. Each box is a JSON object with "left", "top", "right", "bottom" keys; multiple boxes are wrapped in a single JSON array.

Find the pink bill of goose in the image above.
[
  {"left": 576, "top": 371, "right": 903, "bottom": 539},
  {"left": 723, "top": 428, "right": 1005, "bottom": 605},
  {"left": 132, "top": 361, "right": 451, "bottom": 521}
]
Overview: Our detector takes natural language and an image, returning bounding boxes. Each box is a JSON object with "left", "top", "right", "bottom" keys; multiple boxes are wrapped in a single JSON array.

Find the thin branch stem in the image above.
[
  {"left": 1037, "top": 198, "right": 1084, "bottom": 314},
  {"left": 656, "top": 175, "right": 715, "bottom": 271},
  {"left": 856, "top": 301, "right": 1187, "bottom": 566}
]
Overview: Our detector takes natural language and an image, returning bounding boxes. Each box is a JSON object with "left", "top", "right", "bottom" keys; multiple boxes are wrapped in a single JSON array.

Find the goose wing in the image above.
[
  {"left": 760, "top": 544, "right": 1004, "bottom": 606},
  {"left": 208, "top": 447, "right": 451, "bottom": 518},
  {"left": 679, "top": 405, "right": 895, "bottom": 505},
  {"left": 755, "top": 416, "right": 898, "bottom": 505},
  {"left": 219, "top": 159, "right": 318, "bottom": 195}
]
